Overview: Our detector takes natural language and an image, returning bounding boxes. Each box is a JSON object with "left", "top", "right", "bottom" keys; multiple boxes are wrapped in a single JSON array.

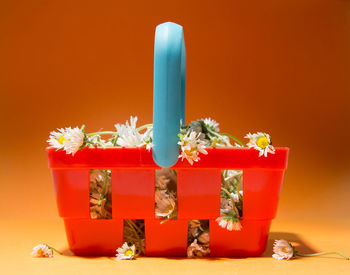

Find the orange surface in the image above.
[
  {"left": 0, "top": 0, "right": 349, "bottom": 273},
  {"left": 1, "top": 219, "right": 349, "bottom": 274}
]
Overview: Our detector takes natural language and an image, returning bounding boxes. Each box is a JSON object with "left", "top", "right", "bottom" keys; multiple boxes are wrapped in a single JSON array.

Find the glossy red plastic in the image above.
[{"left": 47, "top": 146, "right": 289, "bottom": 257}]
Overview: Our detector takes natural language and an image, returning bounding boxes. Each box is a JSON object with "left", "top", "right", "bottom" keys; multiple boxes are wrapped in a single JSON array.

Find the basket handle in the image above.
[{"left": 152, "top": 22, "right": 186, "bottom": 168}]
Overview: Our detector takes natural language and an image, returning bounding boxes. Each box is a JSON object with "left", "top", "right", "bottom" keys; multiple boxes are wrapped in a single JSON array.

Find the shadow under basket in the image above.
[{"left": 47, "top": 146, "right": 289, "bottom": 257}]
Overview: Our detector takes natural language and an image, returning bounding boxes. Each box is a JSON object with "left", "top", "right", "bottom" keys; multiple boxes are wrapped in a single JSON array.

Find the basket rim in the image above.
[{"left": 46, "top": 146, "right": 289, "bottom": 170}]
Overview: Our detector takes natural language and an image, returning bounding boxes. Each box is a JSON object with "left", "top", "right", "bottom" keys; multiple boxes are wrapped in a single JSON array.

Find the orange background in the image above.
[{"left": 0, "top": 0, "right": 349, "bottom": 274}]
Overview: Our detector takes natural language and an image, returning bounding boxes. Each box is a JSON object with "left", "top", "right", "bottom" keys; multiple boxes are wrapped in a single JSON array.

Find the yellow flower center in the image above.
[
  {"left": 124, "top": 249, "right": 133, "bottom": 257},
  {"left": 58, "top": 135, "right": 67, "bottom": 145},
  {"left": 184, "top": 147, "right": 196, "bottom": 156},
  {"left": 282, "top": 247, "right": 289, "bottom": 253},
  {"left": 256, "top": 136, "right": 269, "bottom": 149},
  {"left": 211, "top": 137, "right": 217, "bottom": 147},
  {"left": 164, "top": 204, "right": 174, "bottom": 214}
]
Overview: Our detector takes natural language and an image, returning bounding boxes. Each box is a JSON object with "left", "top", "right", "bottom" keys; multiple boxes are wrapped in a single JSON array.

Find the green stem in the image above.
[
  {"left": 98, "top": 170, "right": 108, "bottom": 206},
  {"left": 221, "top": 187, "right": 233, "bottom": 198},
  {"left": 85, "top": 124, "right": 152, "bottom": 137},
  {"left": 297, "top": 251, "right": 349, "bottom": 260},
  {"left": 160, "top": 218, "right": 170, "bottom": 224},
  {"left": 44, "top": 244, "right": 63, "bottom": 255},
  {"left": 221, "top": 133, "right": 246, "bottom": 147},
  {"left": 127, "top": 219, "right": 144, "bottom": 236},
  {"left": 206, "top": 128, "right": 225, "bottom": 142},
  {"left": 206, "top": 128, "right": 241, "bottom": 147},
  {"left": 87, "top": 131, "right": 116, "bottom": 137},
  {"left": 137, "top": 124, "right": 152, "bottom": 132},
  {"left": 112, "top": 135, "right": 119, "bottom": 146}
]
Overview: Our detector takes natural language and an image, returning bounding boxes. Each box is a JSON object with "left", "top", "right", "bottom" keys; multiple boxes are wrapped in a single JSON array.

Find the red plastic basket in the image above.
[{"left": 46, "top": 146, "right": 289, "bottom": 257}]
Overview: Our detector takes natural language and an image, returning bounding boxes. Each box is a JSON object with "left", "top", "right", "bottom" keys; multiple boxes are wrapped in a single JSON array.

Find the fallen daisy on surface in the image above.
[
  {"left": 31, "top": 244, "right": 62, "bottom": 258},
  {"left": 272, "top": 239, "right": 349, "bottom": 260},
  {"left": 115, "top": 242, "right": 136, "bottom": 260}
]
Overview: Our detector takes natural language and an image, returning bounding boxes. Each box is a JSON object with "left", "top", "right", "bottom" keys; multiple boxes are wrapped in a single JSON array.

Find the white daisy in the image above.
[
  {"left": 178, "top": 130, "right": 208, "bottom": 165},
  {"left": 230, "top": 220, "right": 242, "bottom": 231},
  {"left": 115, "top": 242, "right": 136, "bottom": 260},
  {"left": 47, "top": 128, "right": 66, "bottom": 149},
  {"left": 115, "top": 116, "right": 144, "bottom": 147},
  {"left": 31, "top": 244, "right": 53, "bottom": 258},
  {"left": 216, "top": 216, "right": 228, "bottom": 228},
  {"left": 63, "top": 127, "right": 85, "bottom": 155},
  {"left": 202, "top": 117, "right": 220, "bottom": 132},
  {"left": 245, "top": 132, "right": 275, "bottom": 157},
  {"left": 272, "top": 239, "right": 294, "bottom": 260},
  {"left": 47, "top": 127, "right": 84, "bottom": 155},
  {"left": 215, "top": 217, "right": 242, "bottom": 231}
]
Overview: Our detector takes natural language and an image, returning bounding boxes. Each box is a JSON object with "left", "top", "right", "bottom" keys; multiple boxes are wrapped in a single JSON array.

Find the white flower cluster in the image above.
[
  {"left": 47, "top": 117, "right": 277, "bottom": 162},
  {"left": 178, "top": 131, "right": 208, "bottom": 165},
  {"left": 115, "top": 116, "right": 145, "bottom": 147},
  {"left": 47, "top": 116, "right": 153, "bottom": 155},
  {"left": 111, "top": 116, "right": 153, "bottom": 150},
  {"left": 216, "top": 216, "right": 242, "bottom": 231}
]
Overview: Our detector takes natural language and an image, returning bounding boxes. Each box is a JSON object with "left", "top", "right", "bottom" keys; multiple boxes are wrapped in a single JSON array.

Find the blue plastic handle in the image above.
[{"left": 152, "top": 22, "right": 186, "bottom": 168}]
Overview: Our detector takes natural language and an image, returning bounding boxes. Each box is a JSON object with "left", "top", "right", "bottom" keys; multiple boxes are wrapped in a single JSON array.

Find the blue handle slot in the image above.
[{"left": 152, "top": 22, "right": 186, "bottom": 168}]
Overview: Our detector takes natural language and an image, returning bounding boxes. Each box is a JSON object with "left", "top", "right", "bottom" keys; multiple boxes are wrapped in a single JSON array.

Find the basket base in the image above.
[
  {"left": 210, "top": 219, "right": 271, "bottom": 257},
  {"left": 64, "top": 218, "right": 271, "bottom": 257},
  {"left": 64, "top": 219, "right": 124, "bottom": 256}
]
